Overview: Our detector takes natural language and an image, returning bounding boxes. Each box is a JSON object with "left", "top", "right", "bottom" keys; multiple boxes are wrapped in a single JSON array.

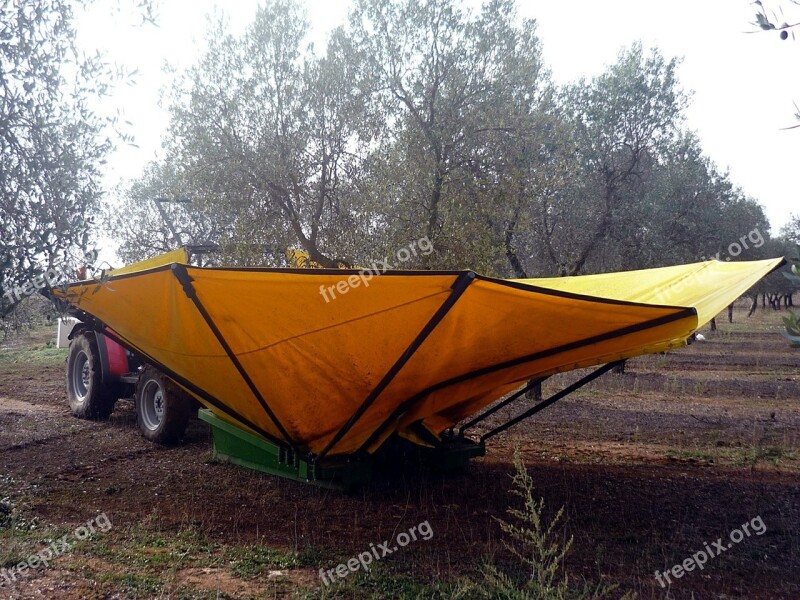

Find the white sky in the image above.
[{"left": 77, "top": 0, "right": 799, "bottom": 257}]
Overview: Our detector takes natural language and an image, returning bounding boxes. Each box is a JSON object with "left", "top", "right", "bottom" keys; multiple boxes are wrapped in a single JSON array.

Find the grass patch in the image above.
[
  {"left": 303, "top": 566, "right": 473, "bottom": 599},
  {"left": 733, "top": 445, "right": 800, "bottom": 467},
  {"left": 89, "top": 521, "right": 218, "bottom": 571},
  {"left": 665, "top": 448, "right": 715, "bottom": 463},
  {"left": 224, "top": 545, "right": 300, "bottom": 578},
  {"left": 0, "top": 344, "right": 67, "bottom": 367},
  {"left": 665, "top": 445, "right": 800, "bottom": 468},
  {"left": 97, "top": 571, "right": 162, "bottom": 596},
  {"left": 0, "top": 524, "right": 76, "bottom": 573}
]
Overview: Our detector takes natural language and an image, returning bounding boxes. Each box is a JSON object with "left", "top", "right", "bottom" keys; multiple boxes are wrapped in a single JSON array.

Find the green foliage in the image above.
[
  {"left": 782, "top": 248, "right": 800, "bottom": 346},
  {"left": 780, "top": 215, "right": 800, "bottom": 245},
  {"left": 0, "top": 0, "right": 153, "bottom": 317},
  {"left": 114, "top": 0, "right": 774, "bottom": 280},
  {"left": 154, "top": 0, "right": 375, "bottom": 268},
  {"left": 0, "top": 295, "right": 58, "bottom": 340},
  {"left": 538, "top": 43, "right": 688, "bottom": 275},
  {"left": 349, "top": 0, "right": 549, "bottom": 272},
  {"left": 485, "top": 449, "right": 572, "bottom": 597},
  {"left": 475, "top": 449, "right": 629, "bottom": 600}
]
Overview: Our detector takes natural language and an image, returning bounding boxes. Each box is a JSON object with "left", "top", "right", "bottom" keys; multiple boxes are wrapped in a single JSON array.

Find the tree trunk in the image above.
[
  {"left": 525, "top": 379, "right": 542, "bottom": 402},
  {"left": 504, "top": 211, "right": 528, "bottom": 278},
  {"left": 748, "top": 294, "right": 758, "bottom": 317},
  {"left": 427, "top": 164, "right": 444, "bottom": 242},
  {"left": 505, "top": 247, "right": 527, "bottom": 278}
]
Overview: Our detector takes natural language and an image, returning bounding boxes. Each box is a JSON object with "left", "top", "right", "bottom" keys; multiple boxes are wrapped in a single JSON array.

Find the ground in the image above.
[{"left": 0, "top": 304, "right": 798, "bottom": 599}]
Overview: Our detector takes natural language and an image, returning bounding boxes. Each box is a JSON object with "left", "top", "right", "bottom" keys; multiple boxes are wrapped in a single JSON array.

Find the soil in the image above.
[{"left": 0, "top": 306, "right": 798, "bottom": 599}]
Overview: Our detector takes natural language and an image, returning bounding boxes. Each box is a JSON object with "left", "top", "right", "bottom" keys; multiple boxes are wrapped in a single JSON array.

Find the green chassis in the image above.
[{"left": 198, "top": 409, "right": 486, "bottom": 490}]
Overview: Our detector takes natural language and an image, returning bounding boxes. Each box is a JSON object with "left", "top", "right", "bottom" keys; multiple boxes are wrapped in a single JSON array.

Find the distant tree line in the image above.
[{"left": 1, "top": 0, "right": 795, "bottom": 324}]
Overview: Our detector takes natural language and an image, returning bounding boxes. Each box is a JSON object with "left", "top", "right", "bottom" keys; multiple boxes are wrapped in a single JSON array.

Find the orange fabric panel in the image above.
[{"left": 57, "top": 256, "right": 780, "bottom": 457}]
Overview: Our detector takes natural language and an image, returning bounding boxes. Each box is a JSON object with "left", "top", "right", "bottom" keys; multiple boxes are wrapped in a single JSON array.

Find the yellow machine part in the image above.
[{"left": 56, "top": 256, "right": 782, "bottom": 457}]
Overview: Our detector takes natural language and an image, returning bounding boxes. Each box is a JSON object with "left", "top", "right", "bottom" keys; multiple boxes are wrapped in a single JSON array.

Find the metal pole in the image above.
[
  {"left": 481, "top": 361, "right": 622, "bottom": 442},
  {"left": 458, "top": 376, "right": 549, "bottom": 436}
]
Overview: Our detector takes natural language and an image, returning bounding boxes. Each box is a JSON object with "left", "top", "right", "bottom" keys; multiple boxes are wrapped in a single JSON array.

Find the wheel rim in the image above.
[
  {"left": 72, "top": 351, "right": 91, "bottom": 401},
  {"left": 140, "top": 379, "right": 165, "bottom": 431}
]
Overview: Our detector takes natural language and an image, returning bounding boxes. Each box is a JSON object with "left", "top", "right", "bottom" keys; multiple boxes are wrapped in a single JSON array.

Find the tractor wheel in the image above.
[
  {"left": 134, "top": 366, "right": 193, "bottom": 445},
  {"left": 66, "top": 333, "right": 116, "bottom": 419}
]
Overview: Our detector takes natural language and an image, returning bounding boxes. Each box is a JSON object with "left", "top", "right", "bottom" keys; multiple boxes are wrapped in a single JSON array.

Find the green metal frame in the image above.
[
  {"left": 198, "top": 409, "right": 485, "bottom": 489},
  {"left": 198, "top": 409, "right": 371, "bottom": 489}
]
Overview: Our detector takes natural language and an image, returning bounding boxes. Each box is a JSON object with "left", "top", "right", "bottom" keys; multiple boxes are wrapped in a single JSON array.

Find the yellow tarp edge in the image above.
[
  {"left": 106, "top": 248, "right": 189, "bottom": 277},
  {"left": 513, "top": 258, "right": 784, "bottom": 327}
]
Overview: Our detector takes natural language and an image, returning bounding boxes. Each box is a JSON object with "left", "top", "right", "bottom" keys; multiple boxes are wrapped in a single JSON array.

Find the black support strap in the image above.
[
  {"left": 458, "top": 376, "right": 549, "bottom": 436},
  {"left": 315, "top": 271, "right": 477, "bottom": 462},
  {"left": 171, "top": 263, "right": 299, "bottom": 455}
]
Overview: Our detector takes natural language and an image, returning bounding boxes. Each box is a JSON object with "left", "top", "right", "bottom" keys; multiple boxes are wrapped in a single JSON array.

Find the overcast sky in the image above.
[{"left": 77, "top": 0, "right": 799, "bottom": 244}]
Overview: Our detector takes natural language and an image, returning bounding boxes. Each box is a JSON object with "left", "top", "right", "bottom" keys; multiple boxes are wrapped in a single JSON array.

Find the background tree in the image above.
[
  {"left": 503, "top": 45, "right": 774, "bottom": 279},
  {"left": 780, "top": 214, "right": 800, "bottom": 244},
  {"left": 780, "top": 247, "right": 800, "bottom": 344},
  {"left": 529, "top": 44, "right": 687, "bottom": 276},
  {"left": 105, "top": 161, "right": 221, "bottom": 265},
  {"left": 640, "top": 134, "right": 750, "bottom": 266},
  {"left": 163, "top": 1, "right": 379, "bottom": 268},
  {"left": 0, "top": 0, "right": 152, "bottom": 317},
  {"left": 350, "top": 0, "right": 548, "bottom": 271},
  {"left": 116, "top": 0, "right": 776, "bottom": 286}
]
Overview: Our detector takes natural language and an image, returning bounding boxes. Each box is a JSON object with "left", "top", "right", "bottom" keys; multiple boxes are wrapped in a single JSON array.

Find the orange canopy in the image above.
[{"left": 57, "top": 255, "right": 780, "bottom": 458}]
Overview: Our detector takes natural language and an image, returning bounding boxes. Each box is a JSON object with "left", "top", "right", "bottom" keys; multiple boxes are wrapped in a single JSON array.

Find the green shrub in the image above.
[{"left": 475, "top": 448, "right": 633, "bottom": 600}]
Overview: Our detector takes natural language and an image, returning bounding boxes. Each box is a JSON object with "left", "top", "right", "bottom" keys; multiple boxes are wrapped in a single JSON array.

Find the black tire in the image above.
[
  {"left": 66, "top": 333, "right": 116, "bottom": 419},
  {"left": 134, "top": 366, "right": 192, "bottom": 445}
]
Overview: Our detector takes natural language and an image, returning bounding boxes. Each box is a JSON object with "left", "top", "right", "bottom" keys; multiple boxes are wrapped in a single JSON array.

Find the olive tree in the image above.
[
  {"left": 0, "top": 0, "right": 152, "bottom": 316},
  {"left": 164, "top": 1, "right": 379, "bottom": 268}
]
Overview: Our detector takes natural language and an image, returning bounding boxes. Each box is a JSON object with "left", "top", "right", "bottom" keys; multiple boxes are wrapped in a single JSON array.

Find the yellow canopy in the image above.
[
  {"left": 515, "top": 258, "right": 783, "bottom": 328},
  {"left": 57, "top": 256, "right": 781, "bottom": 458},
  {"left": 106, "top": 248, "right": 189, "bottom": 277}
]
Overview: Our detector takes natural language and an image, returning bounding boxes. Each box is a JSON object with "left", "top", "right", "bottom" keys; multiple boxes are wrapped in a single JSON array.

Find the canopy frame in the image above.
[
  {"left": 312, "top": 271, "right": 477, "bottom": 463},
  {"left": 458, "top": 376, "right": 550, "bottom": 437},
  {"left": 480, "top": 361, "right": 623, "bottom": 442},
  {"left": 171, "top": 263, "right": 301, "bottom": 455}
]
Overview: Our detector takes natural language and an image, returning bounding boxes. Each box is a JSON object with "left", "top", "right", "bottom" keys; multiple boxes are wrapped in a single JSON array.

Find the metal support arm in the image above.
[{"left": 480, "top": 361, "right": 623, "bottom": 443}]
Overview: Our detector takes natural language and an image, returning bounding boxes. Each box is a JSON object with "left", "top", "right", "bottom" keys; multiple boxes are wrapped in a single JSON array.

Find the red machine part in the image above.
[{"left": 102, "top": 328, "right": 129, "bottom": 378}]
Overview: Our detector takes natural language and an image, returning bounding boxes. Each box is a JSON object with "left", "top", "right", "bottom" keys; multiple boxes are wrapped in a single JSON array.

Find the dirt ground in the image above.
[{"left": 0, "top": 303, "right": 798, "bottom": 599}]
